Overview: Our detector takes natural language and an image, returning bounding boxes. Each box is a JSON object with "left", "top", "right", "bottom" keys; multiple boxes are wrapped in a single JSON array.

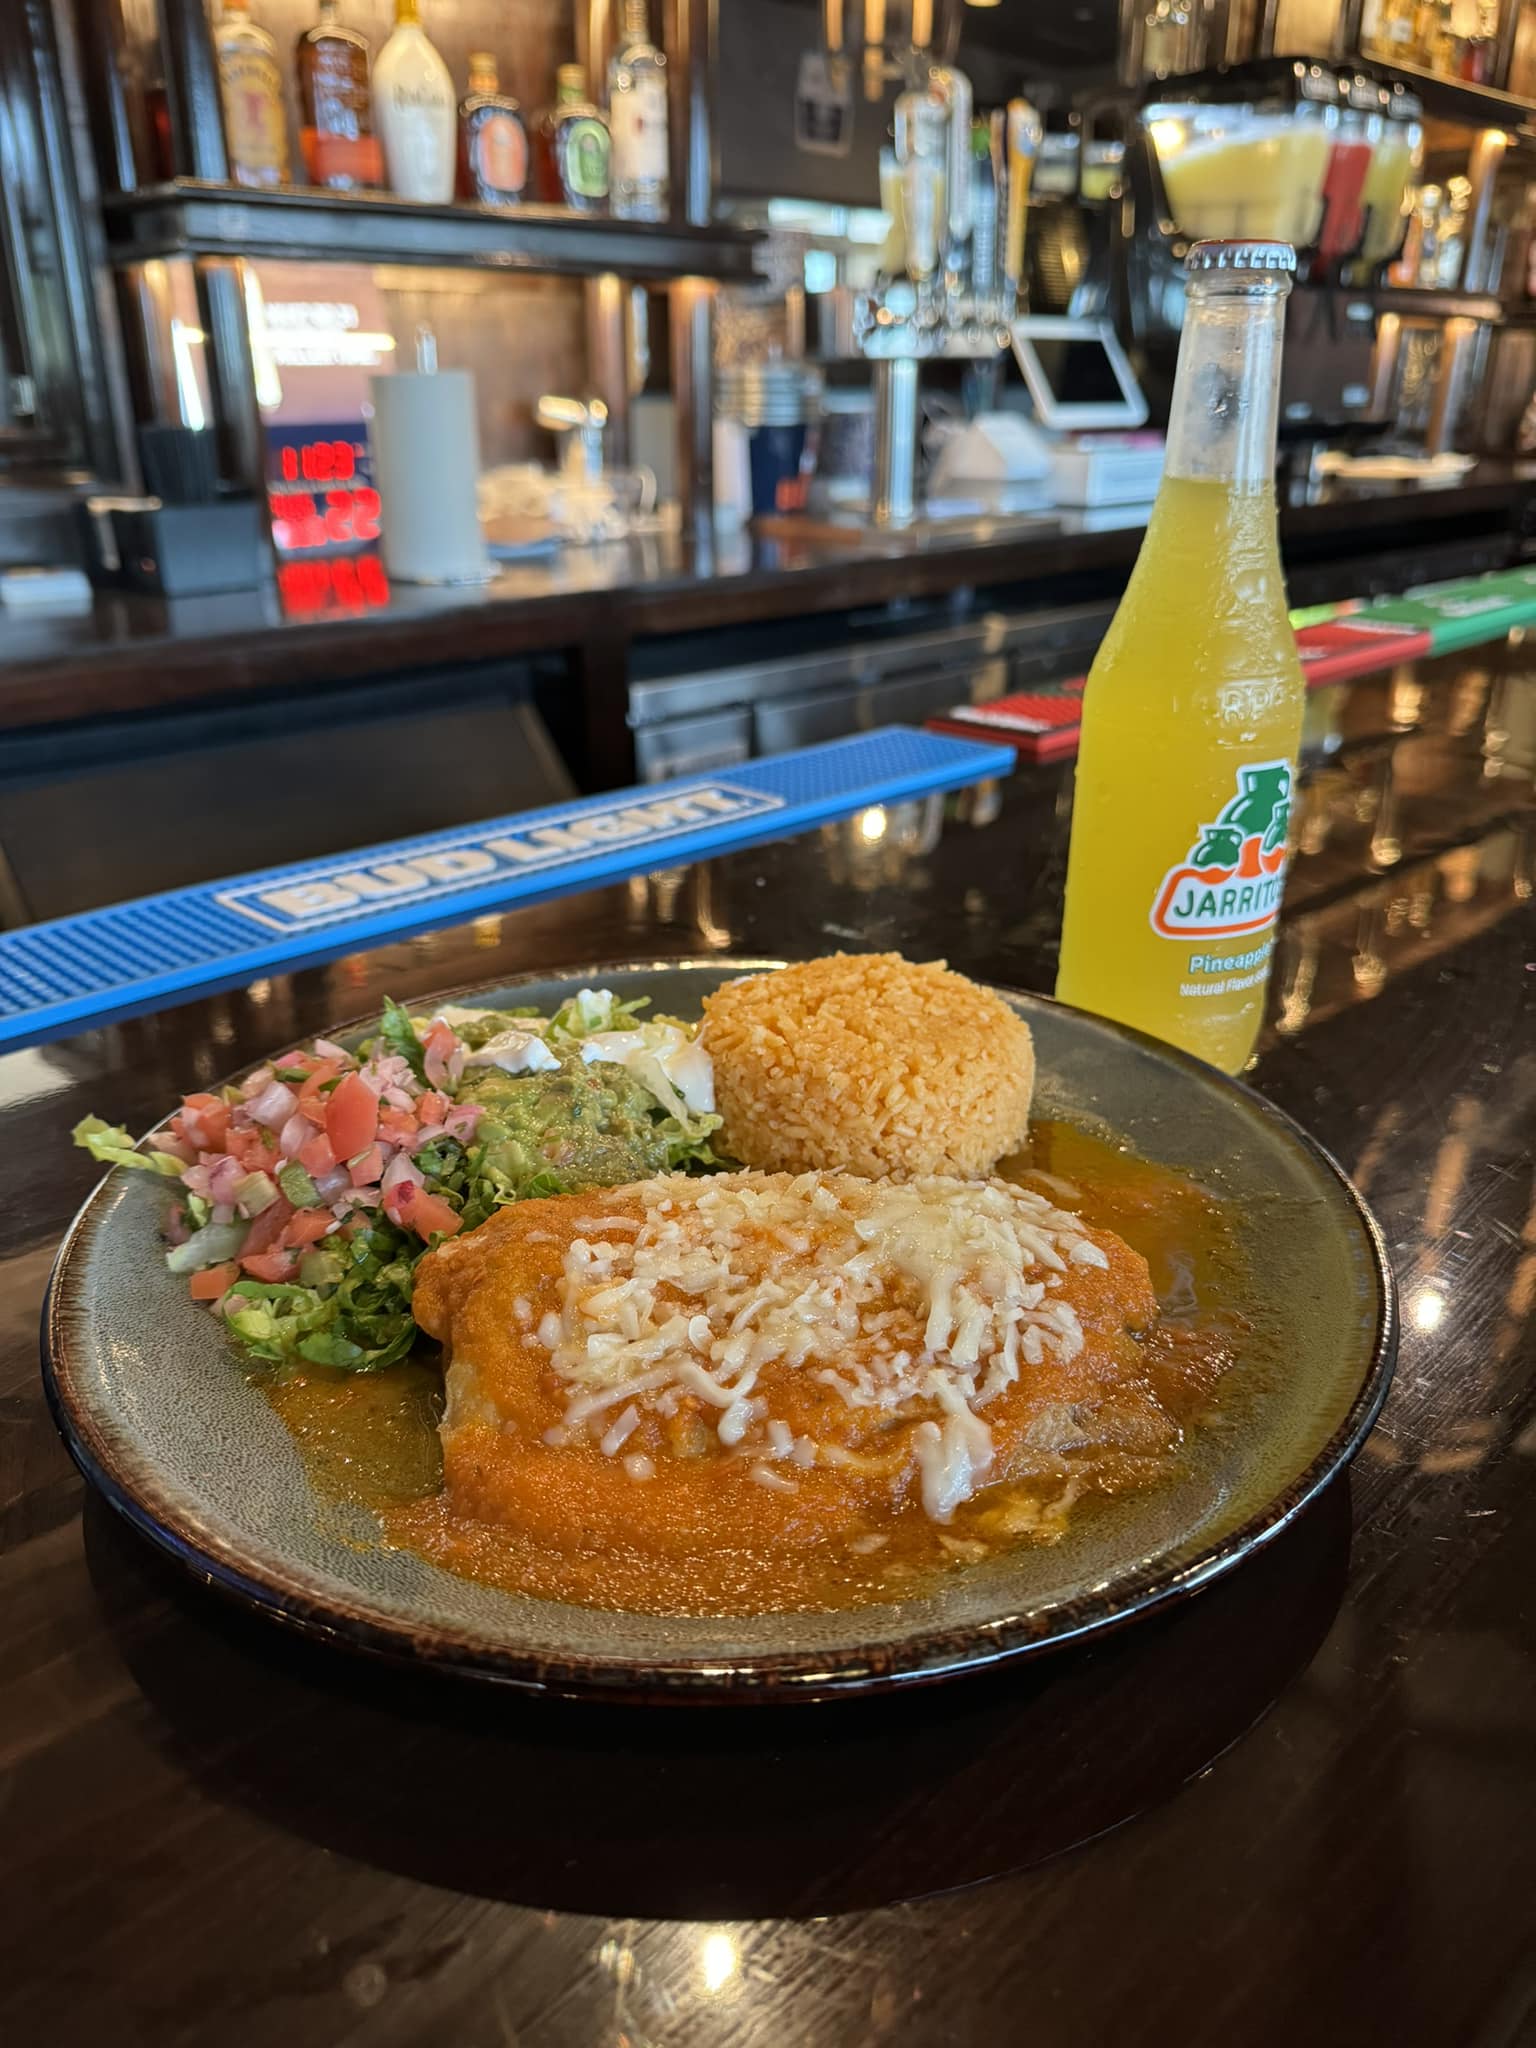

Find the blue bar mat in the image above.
[{"left": 0, "top": 726, "right": 1013, "bottom": 1048}]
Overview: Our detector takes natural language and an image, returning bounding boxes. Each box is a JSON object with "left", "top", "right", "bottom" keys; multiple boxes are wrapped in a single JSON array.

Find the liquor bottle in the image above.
[
  {"left": 295, "top": 0, "right": 380, "bottom": 189},
  {"left": 372, "top": 0, "right": 456, "bottom": 205},
  {"left": 608, "top": 0, "right": 669, "bottom": 221},
  {"left": 551, "top": 64, "right": 610, "bottom": 214},
  {"left": 459, "top": 51, "right": 528, "bottom": 205},
  {"left": 1056, "top": 242, "right": 1306, "bottom": 1075},
  {"left": 213, "top": 0, "right": 291, "bottom": 188},
  {"left": 1361, "top": 0, "right": 1418, "bottom": 60}
]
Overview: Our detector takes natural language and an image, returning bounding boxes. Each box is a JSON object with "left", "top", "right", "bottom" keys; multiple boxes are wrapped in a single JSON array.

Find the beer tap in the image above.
[{"left": 856, "top": 61, "right": 1018, "bottom": 527}]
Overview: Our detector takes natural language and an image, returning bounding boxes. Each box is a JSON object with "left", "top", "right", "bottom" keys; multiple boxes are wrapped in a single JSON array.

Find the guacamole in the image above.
[{"left": 459, "top": 1053, "right": 677, "bottom": 1193}]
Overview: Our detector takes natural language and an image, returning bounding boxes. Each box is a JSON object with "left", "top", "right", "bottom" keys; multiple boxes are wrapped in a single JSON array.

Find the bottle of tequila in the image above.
[
  {"left": 459, "top": 51, "right": 528, "bottom": 205},
  {"left": 552, "top": 64, "right": 610, "bottom": 214},
  {"left": 608, "top": 0, "right": 669, "bottom": 221}
]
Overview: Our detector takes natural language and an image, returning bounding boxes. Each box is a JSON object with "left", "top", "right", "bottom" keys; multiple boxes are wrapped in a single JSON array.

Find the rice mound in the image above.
[{"left": 701, "top": 952, "right": 1036, "bottom": 1178}]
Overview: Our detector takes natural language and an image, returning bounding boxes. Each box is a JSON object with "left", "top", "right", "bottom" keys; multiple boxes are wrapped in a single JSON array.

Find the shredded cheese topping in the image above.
[{"left": 534, "top": 1171, "right": 1109, "bottom": 1521}]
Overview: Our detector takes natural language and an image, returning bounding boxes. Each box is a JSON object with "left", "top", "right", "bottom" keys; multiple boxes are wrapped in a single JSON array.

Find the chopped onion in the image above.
[
  {"left": 247, "top": 1080, "right": 297, "bottom": 1130},
  {"left": 207, "top": 1153, "right": 245, "bottom": 1205},
  {"left": 379, "top": 1151, "right": 424, "bottom": 1200},
  {"left": 277, "top": 1111, "right": 310, "bottom": 1159}
]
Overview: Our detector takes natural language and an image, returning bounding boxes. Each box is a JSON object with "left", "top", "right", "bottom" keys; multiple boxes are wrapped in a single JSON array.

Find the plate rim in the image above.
[{"left": 42, "top": 955, "right": 1398, "bottom": 1704}]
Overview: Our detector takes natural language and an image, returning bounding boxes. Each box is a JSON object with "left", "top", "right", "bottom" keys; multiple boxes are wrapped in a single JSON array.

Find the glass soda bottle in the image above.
[{"left": 1055, "top": 240, "right": 1305, "bottom": 1075}]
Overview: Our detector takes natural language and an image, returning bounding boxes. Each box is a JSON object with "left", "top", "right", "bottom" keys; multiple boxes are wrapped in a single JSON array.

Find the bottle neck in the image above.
[
  {"left": 557, "top": 75, "right": 586, "bottom": 107},
  {"left": 317, "top": 0, "right": 338, "bottom": 20},
  {"left": 469, "top": 59, "right": 498, "bottom": 95},
  {"left": 622, "top": 0, "right": 651, "bottom": 43},
  {"left": 1164, "top": 275, "right": 1289, "bottom": 492},
  {"left": 394, "top": 0, "right": 421, "bottom": 26}
]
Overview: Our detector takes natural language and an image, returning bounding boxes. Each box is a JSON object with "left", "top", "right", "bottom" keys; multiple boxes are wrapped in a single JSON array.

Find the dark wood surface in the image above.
[
  {"left": 4, "top": 641, "right": 1536, "bottom": 2046},
  {"left": 3, "top": 465, "right": 1531, "bottom": 741},
  {"left": 103, "top": 183, "right": 764, "bottom": 280}
]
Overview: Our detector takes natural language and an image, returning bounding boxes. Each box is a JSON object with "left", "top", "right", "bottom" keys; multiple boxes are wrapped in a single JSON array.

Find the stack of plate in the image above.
[{"left": 716, "top": 361, "right": 823, "bottom": 428}]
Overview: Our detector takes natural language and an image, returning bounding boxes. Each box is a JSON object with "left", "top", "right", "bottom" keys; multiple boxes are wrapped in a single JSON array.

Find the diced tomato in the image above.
[
  {"left": 177, "top": 1092, "right": 232, "bottom": 1151},
  {"left": 348, "top": 1141, "right": 384, "bottom": 1187},
  {"left": 424, "top": 1020, "right": 457, "bottom": 1061},
  {"left": 326, "top": 1070, "right": 378, "bottom": 1160},
  {"left": 416, "top": 1089, "right": 449, "bottom": 1126},
  {"left": 402, "top": 1189, "right": 462, "bottom": 1241},
  {"left": 225, "top": 1124, "right": 276, "bottom": 1172},
  {"left": 189, "top": 1261, "right": 239, "bottom": 1301},
  {"left": 280, "top": 1209, "right": 335, "bottom": 1248},
  {"left": 296, "top": 1058, "right": 343, "bottom": 1125},
  {"left": 377, "top": 1104, "right": 419, "bottom": 1147},
  {"left": 240, "top": 1248, "right": 298, "bottom": 1283},
  {"left": 240, "top": 1195, "right": 294, "bottom": 1255},
  {"left": 186, "top": 1101, "right": 231, "bottom": 1151},
  {"left": 298, "top": 1131, "right": 337, "bottom": 1177}
]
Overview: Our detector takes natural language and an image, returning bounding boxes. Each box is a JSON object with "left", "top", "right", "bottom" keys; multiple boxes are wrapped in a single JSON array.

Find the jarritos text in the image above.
[{"left": 1150, "top": 760, "right": 1292, "bottom": 942}]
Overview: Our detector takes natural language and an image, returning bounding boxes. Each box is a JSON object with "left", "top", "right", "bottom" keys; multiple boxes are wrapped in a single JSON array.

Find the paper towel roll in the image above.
[{"left": 368, "top": 368, "right": 489, "bottom": 584}]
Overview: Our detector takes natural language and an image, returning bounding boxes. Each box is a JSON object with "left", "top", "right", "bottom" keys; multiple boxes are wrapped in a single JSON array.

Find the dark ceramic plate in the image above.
[{"left": 44, "top": 960, "right": 1396, "bottom": 1703}]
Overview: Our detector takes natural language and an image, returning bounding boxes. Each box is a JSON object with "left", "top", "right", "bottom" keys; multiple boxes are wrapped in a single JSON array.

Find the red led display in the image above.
[
  {"left": 278, "top": 438, "right": 358, "bottom": 485},
  {"left": 269, "top": 484, "right": 381, "bottom": 554},
  {"left": 277, "top": 552, "right": 391, "bottom": 616}
]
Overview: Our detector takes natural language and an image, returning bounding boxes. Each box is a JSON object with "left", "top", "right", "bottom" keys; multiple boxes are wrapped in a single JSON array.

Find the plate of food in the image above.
[{"left": 45, "top": 953, "right": 1395, "bottom": 1701}]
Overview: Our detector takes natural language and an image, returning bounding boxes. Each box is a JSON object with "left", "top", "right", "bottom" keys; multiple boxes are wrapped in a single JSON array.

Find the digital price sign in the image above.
[{"left": 265, "top": 426, "right": 380, "bottom": 555}]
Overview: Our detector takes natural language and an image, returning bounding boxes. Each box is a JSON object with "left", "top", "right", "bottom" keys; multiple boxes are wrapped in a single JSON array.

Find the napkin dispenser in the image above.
[{"left": 79, "top": 428, "right": 266, "bottom": 596}]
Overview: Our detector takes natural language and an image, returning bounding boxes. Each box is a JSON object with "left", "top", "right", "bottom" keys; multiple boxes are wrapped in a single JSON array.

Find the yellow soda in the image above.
[{"left": 1056, "top": 240, "right": 1306, "bottom": 1074}]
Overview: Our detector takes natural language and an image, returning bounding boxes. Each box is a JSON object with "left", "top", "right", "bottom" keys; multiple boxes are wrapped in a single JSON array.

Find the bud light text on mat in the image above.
[{"left": 218, "top": 784, "right": 783, "bottom": 933}]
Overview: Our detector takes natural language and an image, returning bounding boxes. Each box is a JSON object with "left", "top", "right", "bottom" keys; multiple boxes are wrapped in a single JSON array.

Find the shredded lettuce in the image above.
[
  {"left": 371, "top": 995, "right": 427, "bottom": 1079},
  {"left": 547, "top": 987, "right": 651, "bottom": 1045},
  {"left": 164, "top": 1220, "right": 248, "bottom": 1274},
  {"left": 222, "top": 1221, "right": 420, "bottom": 1371},
  {"left": 277, "top": 1162, "right": 319, "bottom": 1207},
  {"left": 72, "top": 1116, "right": 187, "bottom": 1179},
  {"left": 234, "top": 1169, "right": 279, "bottom": 1216},
  {"left": 298, "top": 1246, "right": 345, "bottom": 1289}
]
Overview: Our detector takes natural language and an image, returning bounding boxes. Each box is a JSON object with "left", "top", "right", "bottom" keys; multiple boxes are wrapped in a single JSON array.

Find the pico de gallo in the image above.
[{"left": 73, "top": 992, "right": 720, "bottom": 1373}]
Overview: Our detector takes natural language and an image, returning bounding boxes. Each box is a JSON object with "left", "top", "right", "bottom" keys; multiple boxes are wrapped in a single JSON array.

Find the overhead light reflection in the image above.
[
  {"left": 1413, "top": 1287, "right": 1446, "bottom": 1333},
  {"left": 700, "top": 1930, "right": 738, "bottom": 1994}
]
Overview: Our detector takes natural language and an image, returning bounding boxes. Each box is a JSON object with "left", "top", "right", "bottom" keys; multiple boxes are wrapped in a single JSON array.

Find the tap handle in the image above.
[
  {"left": 932, "top": 64, "right": 973, "bottom": 251},
  {"left": 1004, "top": 97, "right": 1043, "bottom": 315},
  {"left": 537, "top": 394, "right": 608, "bottom": 481},
  {"left": 895, "top": 86, "right": 946, "bottom": 288}
]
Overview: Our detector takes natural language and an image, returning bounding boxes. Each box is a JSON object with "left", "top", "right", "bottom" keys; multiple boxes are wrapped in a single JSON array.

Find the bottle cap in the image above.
[
  {"left": 1185, "top": 240, "right": 1298, "bottom": 275},
  {"left": 557, "top": 62, "right": 587, "bottom": 94},
  {"left": 469, "top": 50, "right": 496, "bottom": 71}
]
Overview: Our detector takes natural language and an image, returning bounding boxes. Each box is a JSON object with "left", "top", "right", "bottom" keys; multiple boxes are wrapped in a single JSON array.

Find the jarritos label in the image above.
[{"left": 1150, "top": 759, "right": 1292, "bottom": 942}]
